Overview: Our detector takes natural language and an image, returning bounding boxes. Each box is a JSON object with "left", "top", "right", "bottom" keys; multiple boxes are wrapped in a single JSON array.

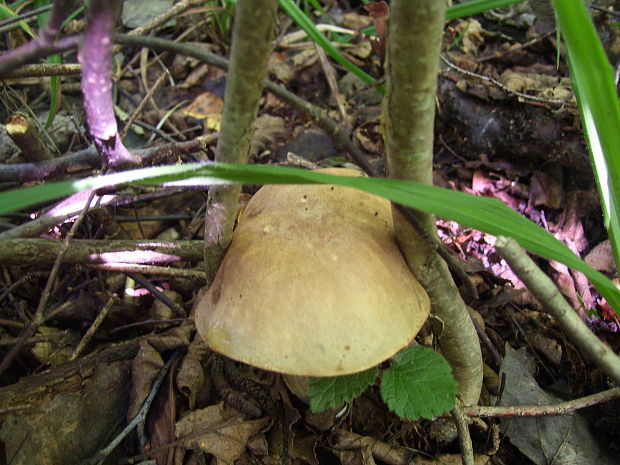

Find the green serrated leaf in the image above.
[
  {"left": 309, "top": 366, "right": 378, "bottom": 413},
  {"left": 380, "top": 346, "right": 457, "bottom": 421}
]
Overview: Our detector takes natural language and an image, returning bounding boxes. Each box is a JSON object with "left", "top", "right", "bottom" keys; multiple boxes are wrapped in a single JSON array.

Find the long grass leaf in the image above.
[
  {"left": 446, "top": 0, "right": 526, "bottom": 20},
  {"left": 0, "top": 162, "right": 618, "bottom": 313},
  {"left": 552, "top": 1, "right": 620, "bottom": 269},
  {"left": 0, "top": 3, "right": 35, "bottom": 37},
  {"left": 278, "top": 0, "right": 377, "bottom": 86}
]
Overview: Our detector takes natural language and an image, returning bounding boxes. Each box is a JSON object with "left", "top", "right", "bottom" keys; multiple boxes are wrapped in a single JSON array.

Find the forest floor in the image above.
[{"left": 1, "top": 2, "right": 620, "bottom": 465}]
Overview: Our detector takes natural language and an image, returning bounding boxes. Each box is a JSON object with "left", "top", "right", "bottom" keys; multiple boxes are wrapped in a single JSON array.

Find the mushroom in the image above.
[{"left": 195, "top": 168, "right": 430, "bottom": 391}]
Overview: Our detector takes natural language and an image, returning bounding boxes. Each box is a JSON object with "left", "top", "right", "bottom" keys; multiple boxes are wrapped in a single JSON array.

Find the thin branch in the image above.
[
  {"left": 0, "top": 239, "right": 203, "bottom": 266},
  {"left": 87, "top": 263, "right": 206, "bottom": 280},
  {"left": 125, "top": 272, "right": 186, "bottom": 317},
  {"left": 203, "top": 0, "right": 279, "bottom": 282},
  {"left": 114, "top": 33, "right": 377, "bottom": 177},
  {"left": 120, "top": 71, "right": 169, "bottom": 139},
  {"left": 495, "top": 236, "right": 620, "bottom": 386},
  {"left": 0, "top": 4, "right": 53, "bottom": 33},
  {"left": 1, "top": 62, "right": 80, "bottom": 78},
  {"left": 84, "top": 350, "right": 182, "bottom": 465},
  {"left": 127, "top": 0, "right": 206, "bottom": 37},
  {"left": 0, "top": 0, "right": 78, "bottom": 76},
  {"left": 70, "top": 296, "right": 118, "bottom": 360},
  {"left": 462, "top": 386, "right": 620, "bottom": 418},
  {"left": 451, "top": 401, "right": 475, "bottom": 465},
  {"left": 0, "top": 136, "right": 215, "bottom": 183},
  {"left": 78, "top": 0, "right": 139, "bottom": 168},
  {"left": 0, "top": 190, "right": 96, "bottom": 377},
  {"left": 440, "top": 55, "right": 565, "bottom": 106}
]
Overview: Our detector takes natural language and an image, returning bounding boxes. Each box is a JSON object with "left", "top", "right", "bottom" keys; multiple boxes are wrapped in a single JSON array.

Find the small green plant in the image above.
[{"left": 309, "top": 346, "right": 458, "bottom": 420}]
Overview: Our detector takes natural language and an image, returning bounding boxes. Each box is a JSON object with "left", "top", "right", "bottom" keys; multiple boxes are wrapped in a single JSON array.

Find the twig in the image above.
[
  {"left": 470, "top": 312, "right": 502, "bottom": 368},
  {"left": 79, "top": 0, "right": 139, "bottom": 168},
  {"left": 588, "top": 3, "right": 620, "bottom": 18},
  {"left": 0, "top": 136, "right": 215, "bottom": 183},
  {"left": 114, "top": 33, "right": 378, "bottom": 177},
  {"left": 315, "top": 43, "right": 346, "bottom": 120},
  {"left": 0, "top": 319, "right": 25, "bottom": 329},
  {"left": 495, "top": 236, "right": 620, "bottom": 386},
  {"left": 127, "top": 0, "right": 206, "bottom": 37},
  {"left": 0, "top": 238, "right": 204, "bottom": 266},
  {"left": 110, "top": 317, "right": 188, "bottom": 335},
  {"left": 88, "top": 263, "right": 206, "bottom": 280},
  {"left": 125, "top": 272, "right": 186, "bottom": 317},
  {"left": 451, "top": 400, "right": 475, "bottom": 465},
  {"left": 0, "top": 0, "right": 78, "bottom": 77},
  {"left": 70, "top": 296, "right": 118, "bottom": 360},
  {"left": 120, "top": 71, "right": 169, "bottom": 140},
  {"left": 440, "top": 55, "right": 566, "bottom": 106},
  {"left": 477, "top": 30, "right": 555, "bottom": 63},
  {"left": 0, "top": 190, "right": 96, "bottom": 377},
  {"left": 462, "top": 386, "right": 620, "bottom": 418},
  {"left": 286, "top": 152, "right": 320, "bottom": 169},
  {"left": 1, "top": 63, "right": 81, "bottom": 78},
  {"left": 0, "top": 271, "right": 48, "bottom": 304},
  {"left": 0, "top": 4, "right": 53, "bottom": 34},
  {"left": 84, "top": 350, "right": 182, "bottom": 465}
]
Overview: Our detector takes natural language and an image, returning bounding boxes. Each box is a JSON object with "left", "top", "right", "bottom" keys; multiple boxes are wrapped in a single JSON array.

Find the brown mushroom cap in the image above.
[{"left": 195, "top": 168, "right": 430, "bottom": 376}]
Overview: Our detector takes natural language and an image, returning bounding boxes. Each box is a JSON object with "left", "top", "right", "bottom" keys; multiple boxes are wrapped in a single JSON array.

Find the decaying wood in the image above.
[
  {"left": 0, "top": 339, "right": 139, "bottom": 411},
  {"left": 436, "top": 76, "right": 591, "bottom": 173}
]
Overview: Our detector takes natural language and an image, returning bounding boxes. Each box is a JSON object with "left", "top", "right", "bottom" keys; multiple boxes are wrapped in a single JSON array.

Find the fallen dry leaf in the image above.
[
  {"left": 270, "top": 49, "right": 318, "bottom": 84},
  {"left": 250, "top": 115, "right": 286, "bottom": 160},
  {"left": 176, "top": 338, "right": 211, "bottom": 410},
  {"left": 176, "top": 402, "right": 268, "bottom": 465},
  {"left": 182, "top": 92, "right": 224, "bottom": 131},
  {"left": 129, "top": 339, "right": 164, "bottom": 419},
  {"left": 529, "top": 171, "right": 563, "bottom": 209},
  {"left": 453, "top": 18, "right": 485, "bottom": 54},
  {"left": 584, "top": 240, "right": 615, "bottom": 274}
]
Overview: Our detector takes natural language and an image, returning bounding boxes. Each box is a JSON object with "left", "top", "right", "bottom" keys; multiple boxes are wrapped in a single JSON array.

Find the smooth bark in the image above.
[
  {"left": 203, "top": 0, "right": 278, "bottom": 282},
  {"left": 384, "top": 0, "right": 482, "bottom": 405}
]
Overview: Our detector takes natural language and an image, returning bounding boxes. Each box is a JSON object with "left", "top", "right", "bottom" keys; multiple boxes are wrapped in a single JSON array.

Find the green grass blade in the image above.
[
  {"left": 0, "top": 2, "right": 35, "bottom": 37},
  {"left": 446, "top": 0, "right": 526, "bottom": 20},
  {"left": 1, "top": 162, "right": 618, "bottom": 314},
  {"left": 60, "top": 4, "right": 84, "bottom": 29},
  {"left": 552, "top": 0, "right": 620, "bottom": 269},
  {"left": 278, "top": 0, "right": 378, "bottom": 87},
  {"left": 278, "top": 0, "right": 528, "bottom": 96}
]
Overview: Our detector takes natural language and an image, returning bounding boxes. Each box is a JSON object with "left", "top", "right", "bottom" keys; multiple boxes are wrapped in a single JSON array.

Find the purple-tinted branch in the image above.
[
  {"left": 0, "top": 38, "right": 79, "bottom": 77},
  {"left": 0, "top": 0, "right": 79, "bottom": 77},
  {"left": 78, "top": 0, "right": 139, "bottom": 168},
  {"left": 0, "top": 137, "right": 215, "bottom": 183}
]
